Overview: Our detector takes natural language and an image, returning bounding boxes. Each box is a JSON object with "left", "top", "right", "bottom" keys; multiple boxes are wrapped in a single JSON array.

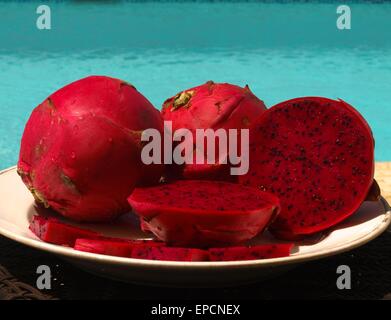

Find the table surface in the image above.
[{"left": 0, "top": 162, "right": 390, "bottom": 300}]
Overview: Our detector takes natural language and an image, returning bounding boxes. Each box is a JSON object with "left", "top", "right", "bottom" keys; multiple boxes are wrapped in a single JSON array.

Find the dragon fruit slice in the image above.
[
  {"left": 240, "top": 97, "right": 374, "bottom": 238},
  {"left": 74, "top": 238, "right": 133, "bottom": 257},
  {"left": 161, "top": 81, "right": 266, "bottom": 181},
  {"left": 131, "top": 246, "right": 209, "bottom": 261},
  {"left": 29, "top": 215, "right": 100, "bottom": 246},
  {"left": 128, "top": 180, "right": 280, "bottom": 247},
  {"left": 74, "top": 238, "right": 164, "bottom": 257},
  {"left": 208, "top": 243, "right": 294, "bottom": 261},
  {"left": 18, "top": 76, "right": 164, "bottom": 222}
]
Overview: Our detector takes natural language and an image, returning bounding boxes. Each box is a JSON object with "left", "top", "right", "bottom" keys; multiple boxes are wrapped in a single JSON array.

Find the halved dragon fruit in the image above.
[
  {"left": 240, "top": 97, "right": 375, "bottom": 239},
  {"left": 128, "top": 180, "right": 280, "bottom": 247}
]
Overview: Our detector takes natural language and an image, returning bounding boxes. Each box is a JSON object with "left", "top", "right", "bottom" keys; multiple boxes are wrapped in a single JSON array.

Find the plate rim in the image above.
[{"left": 0, "top": 165, "right": 390, "bottom": 269}]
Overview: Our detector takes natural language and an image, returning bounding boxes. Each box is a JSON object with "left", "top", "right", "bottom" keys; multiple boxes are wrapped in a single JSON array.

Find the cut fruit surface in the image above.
[
  {"left": 29, "top": 215, "right": 100, "bottom": 246},
  {"left": 240, "top": 97, "right": 374, "bottom": 238},
  {"left": 74, "top": 238, "right": 164, "bottom": 257},
  {"left": 128, "top": 180, "right": 280, "bottom": 247}
]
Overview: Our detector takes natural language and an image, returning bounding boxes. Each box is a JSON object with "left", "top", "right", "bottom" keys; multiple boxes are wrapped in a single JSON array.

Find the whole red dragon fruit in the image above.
[
  {"left": 161, "top": 81, "right": 266, "bottom": 181},
  {"left": 239, "top": 97, "right": 375, "bottom": 239},
  {"left": 18, "top": 76, "right": 164, "bottom": 222}
]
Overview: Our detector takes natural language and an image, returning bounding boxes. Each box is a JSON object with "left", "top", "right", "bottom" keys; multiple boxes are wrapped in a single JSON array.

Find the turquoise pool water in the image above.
[{"left": 0, "top": 1, "right": 390, "bottom": 169}]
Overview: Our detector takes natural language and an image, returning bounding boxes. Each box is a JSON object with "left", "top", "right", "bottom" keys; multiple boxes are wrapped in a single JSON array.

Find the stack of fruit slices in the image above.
[{"left": 30, "top": 216, "right": 293, "bottom": 261}]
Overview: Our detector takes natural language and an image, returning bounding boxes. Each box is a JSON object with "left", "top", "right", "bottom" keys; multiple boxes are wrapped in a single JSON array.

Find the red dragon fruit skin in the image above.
[
  {"left": 208, "top": 243, "right": 294, "bottom": 261},
  {"left": 128, "top": 180, "right": 280, "bottom": 247},
  {"left": 240, "top": 97, "right": 375, "bottom": 239},
  {"left": 161, "top": 81, "right": 266, "bottom": 181},
  {"left": 18, "top": 76, "right": 164, "bottom": 222}
]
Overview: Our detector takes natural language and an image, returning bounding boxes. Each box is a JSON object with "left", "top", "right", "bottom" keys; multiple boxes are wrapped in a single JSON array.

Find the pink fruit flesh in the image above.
[
  {"left": 131, "top": 246, "right": 209, "bottom": 261},
  {"left": 128, "top": 180, "right": 280, "bottom": 247},
  {"left": 239, "top": 97, "right": 374, "bottom": 238},
  {"left": 161, "top": 81, "right": 266, "bottom": 181},
  {"left": 208, "top": 243, "right": 293, "bottom": 261},
  {"left": 74, "top": 239, "right": 133, "bottom": 257},
  {"left": 139, "top": 219, "right": 152, "bottom": 233},
  {"left": 29, "top": 215, "right": 100, "bottom": 246},
  {"left": 74, "top": 238, "right": 164, "bottom": 257},
  {"left": 18, "top": 76, "right": 164, "bottom": 222}
]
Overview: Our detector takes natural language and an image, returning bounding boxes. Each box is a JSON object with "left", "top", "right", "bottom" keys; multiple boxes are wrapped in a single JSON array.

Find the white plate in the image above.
[{"left": 0, "top": 166, "right": 390, "bottom": 287}]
